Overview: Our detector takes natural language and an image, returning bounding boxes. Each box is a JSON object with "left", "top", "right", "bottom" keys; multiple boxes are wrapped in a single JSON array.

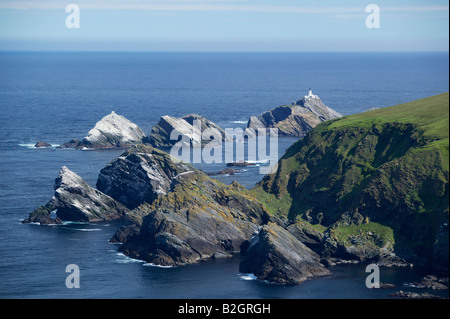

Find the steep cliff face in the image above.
[
  {"left": 111, "top": 172, "right": 270, "bottom": 266},
  {"left": 96, "top": 145, "right": 194, "bottom": 210},
  {"left": 23, "top": 166, "right": 129, "bottom": 224},
  {"left": 247, "top": 93, "right": 342, "bottom": 137},
  {"left": 239, "top": 223, "right": 331, "bottom": 284},
  {"left": 253, "top": 93, "right": 449, "bottom": 272}
]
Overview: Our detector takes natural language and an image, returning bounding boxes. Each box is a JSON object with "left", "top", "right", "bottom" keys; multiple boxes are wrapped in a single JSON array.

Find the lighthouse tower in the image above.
[{"left": 304, "top": 88, "right": 318, "bottom": 101}]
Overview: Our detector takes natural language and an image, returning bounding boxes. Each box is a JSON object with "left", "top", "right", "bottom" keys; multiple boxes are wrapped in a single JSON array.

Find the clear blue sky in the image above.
[{"left": 0, "top": 0, "right": 448, "bottom": 51}]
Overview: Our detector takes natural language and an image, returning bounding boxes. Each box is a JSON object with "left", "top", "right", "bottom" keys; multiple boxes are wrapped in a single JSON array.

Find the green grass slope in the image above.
[{"left": 252, "top": 93, "right": 449, "bottom": 271}]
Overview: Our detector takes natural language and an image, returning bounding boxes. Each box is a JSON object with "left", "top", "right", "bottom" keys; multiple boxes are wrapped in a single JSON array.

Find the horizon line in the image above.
[
  {"left": 1, "top": 50, "right": 449, "bottom": 53},
  {"left": 0, "top": 49, "right": 450, "bottom": 54}
]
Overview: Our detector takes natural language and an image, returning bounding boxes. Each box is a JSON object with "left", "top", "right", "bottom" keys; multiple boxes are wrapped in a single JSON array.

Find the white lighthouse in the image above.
[{"left": 304, "top": 88, "right": 318, "bottom": 101}]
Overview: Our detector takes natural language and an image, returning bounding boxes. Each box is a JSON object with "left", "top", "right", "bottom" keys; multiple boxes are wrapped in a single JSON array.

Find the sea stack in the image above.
[
  {"left": 247, "top": 89, "right": 342, "bottom": 137},
  {"left": 23, "top": 166, "right": 129, "bottom": 224},
  {"left": 146, "top": 113, "right": 231, "bottom": 148},
  {"left": 59, "top": 111, "right": 145, "bottom": 149}
]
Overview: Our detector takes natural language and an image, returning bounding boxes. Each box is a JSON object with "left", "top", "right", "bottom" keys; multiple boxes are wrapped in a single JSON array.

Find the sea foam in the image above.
[{"left": 238, "top": 273, "right": 257, "bottom": 281}]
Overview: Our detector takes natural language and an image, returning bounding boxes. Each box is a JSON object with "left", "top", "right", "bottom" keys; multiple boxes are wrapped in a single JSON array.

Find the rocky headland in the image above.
[
  {"left": 24, "top": 92, "right": 449, "bottom": 287},
  {"left": 247, "top": 89, "right": 342, "bottom": 137},
  {"left": 252, "top": 93, "right": 449, "bottom": 273}
]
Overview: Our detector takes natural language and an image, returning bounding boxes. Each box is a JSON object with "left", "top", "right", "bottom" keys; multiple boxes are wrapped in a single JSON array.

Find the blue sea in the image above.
[{"left": 0, "top": 52, "right": 448, "bottom": 299}]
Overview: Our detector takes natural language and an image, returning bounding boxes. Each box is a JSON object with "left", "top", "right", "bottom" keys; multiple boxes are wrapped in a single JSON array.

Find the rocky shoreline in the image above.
[{"left": 22, "top": 93, "right": 449, "bottom": 289}]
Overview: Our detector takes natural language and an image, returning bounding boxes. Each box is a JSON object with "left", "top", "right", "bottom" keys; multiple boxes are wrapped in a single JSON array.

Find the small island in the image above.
[{"left": 246, "top": 88, "right": 342, "bottom": 137}]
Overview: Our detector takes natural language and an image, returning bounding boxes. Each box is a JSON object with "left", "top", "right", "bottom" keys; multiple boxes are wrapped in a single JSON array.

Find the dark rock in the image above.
[
  {"left": 389, "top": 290, "right": 443, "bottom": 299},
  {"left": 57, "top": 139, "right": 81, "bottom": 149},
  {"left": 23, "top": 166, "right": 129, "bottom": 224},
  {"left": 239, "top": 223, "right": 331, "bottom": 284},
  {"left": 112, "top": 171, "right": 270, "bottom": 266},
  {"left": 34, "top": 141, "right": 52, "bottom": 148},
  {"left": 96, "top": 144, "right": 195, "bottom": 210},
  {"left": 379, "top": 282, "right": 396, "bottom": 289},
  {"left": 22, "top": 200, "right": 62, "bottom": 225},
  {"left": 286, "top": 222, "right": 325, "bottom": 255},
  {"left": 226, "top": 162, "right": 257, "bottom": 167},
  {"left": 410, "top": 275, "right": 449, "bottom": 290},
  {"left": 110, "top": 224, "right": 141, "bottom": 244},
  {"left": 205, "top": 168, "right": 243, "bottom": 176}
]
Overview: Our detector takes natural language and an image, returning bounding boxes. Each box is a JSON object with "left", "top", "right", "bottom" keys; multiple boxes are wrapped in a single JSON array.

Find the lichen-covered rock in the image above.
[
  {"left": 23, "top": 166, "right": 129, "bottom": 224},
  {"left": 22, "top": 200, "right": 61, "bottom": 225},
  {"left": 96, "top": 145, "right": 195, "bottom": 209},
  {"left": 112, "top": 171, "right": 270, "bottom": 266},
  {"left": 239, "top": 223, "right": 331, "bottom": 284}
]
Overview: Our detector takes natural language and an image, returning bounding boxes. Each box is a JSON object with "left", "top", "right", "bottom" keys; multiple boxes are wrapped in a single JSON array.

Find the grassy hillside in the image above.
[{"left": 252, "top": 93, "right": 449, "bottom": 271}]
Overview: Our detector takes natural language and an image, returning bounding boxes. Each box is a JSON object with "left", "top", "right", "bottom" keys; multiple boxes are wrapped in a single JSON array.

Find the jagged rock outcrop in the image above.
[
  {"left": 239, "top": 223, "right": 331, "bottom": 284},
  {"left": 247, "top": 90, "right": 341, "bottom": 137},
  {"left": 23, "top": 166, "right": 129, "bottom": 224},
  {"left": 145, "top": 113, "right": 230, "bottom": 148},
  {"left": 59, "top": 111, "right": 145, "bottom": 149},
  {"left": 111, "top": 172, "right": 270, "bottom": 266},
  {"left": 96, "top": 145, "right": 194, "bottom": 210}
]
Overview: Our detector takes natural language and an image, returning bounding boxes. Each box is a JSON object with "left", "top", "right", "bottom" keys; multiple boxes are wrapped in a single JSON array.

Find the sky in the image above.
[{"left": 0, "top": 0, "right": 448, "bottom": 51}]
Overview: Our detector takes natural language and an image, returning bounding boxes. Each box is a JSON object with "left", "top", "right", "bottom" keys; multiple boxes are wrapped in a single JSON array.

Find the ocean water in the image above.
[{"left": 0, "top": 52, "right": 448, "bottom": 299}]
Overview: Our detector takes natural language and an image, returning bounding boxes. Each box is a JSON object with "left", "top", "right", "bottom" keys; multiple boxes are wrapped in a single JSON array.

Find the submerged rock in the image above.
[
  {"left": 410, "top": 275, "right": 449, "bottom": 290},
  {"left": 23, "top": 166, "right": 129, "bottom": 224},
  {"left": 226, "top": 161, "right": 257, "bottom": 167},
  {"left": 239, "top": 223, "right": 331, "bottom": 284},
  {"left": 389, "top": 290, "right": 443, "bottom": 299},
  {"left": 205, "top": 168, "right": 243, "bottom": 176},
  {"left": 34, "top": 141, "right": 52, "bottom": 148},
  {"left": 59, "top": 111, "right": 145, "bottom": 149},
  {"left": 58, "top": 139, "right": 81, "bottom": 149},
  {"left": 247, "top": 89, "right": 341, "bottom": 137},
  {"left": 146, "top": 113, "right": 230, "bottom": 148}
]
